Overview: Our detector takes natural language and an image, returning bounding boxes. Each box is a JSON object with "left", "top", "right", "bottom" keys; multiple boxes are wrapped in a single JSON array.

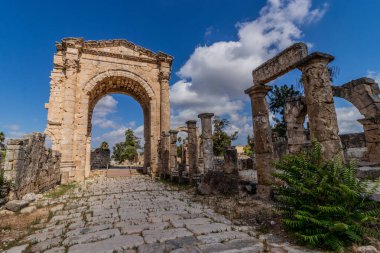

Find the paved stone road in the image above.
[{"left": 4, "top": 175, "right": 312, "bottom": 253}]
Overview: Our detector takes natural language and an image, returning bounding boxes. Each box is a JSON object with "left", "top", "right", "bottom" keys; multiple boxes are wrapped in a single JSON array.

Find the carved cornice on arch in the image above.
[
  {"left": 56, "top": 38, "right": 173, "bottom": 64},
  {"left": 83, "top": 69, "right": 156, "bottom": 99}
]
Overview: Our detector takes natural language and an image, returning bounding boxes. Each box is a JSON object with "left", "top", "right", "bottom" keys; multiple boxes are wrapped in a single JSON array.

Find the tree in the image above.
[
  {"left": 243, "top": 135, "right": 254, "bottom": 157},
  {"left": 268, "top": 84, "right": 301, "bottom": 137},
  {"left": 112, "top": 142, "right": 126, "bottom": 164},
  {"left": 111, "top": 129, "right": 141, "bottom": 164},
  {"left": 212, "top": 117, "right": 238, "bottom": 156},
  {"left": 0, "top": 131, "right": 4, "bottom": 144},
  {"left": 99, "top": 141, "right": 109, "bottom": 150}
]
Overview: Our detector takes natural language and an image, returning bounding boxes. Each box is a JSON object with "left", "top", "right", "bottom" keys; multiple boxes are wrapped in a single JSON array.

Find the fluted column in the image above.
[
  {"left": 186, "top": 120, "right": 198, "bottom": 184},
  {"left": 298, "top": 52, "right": 343, "bottom": 160},
  {"left": 198, "top": 113, "right": 214, "bottom": 174},
  {"left": 245, "top": 85, "right": 274, "bottom": 199}
]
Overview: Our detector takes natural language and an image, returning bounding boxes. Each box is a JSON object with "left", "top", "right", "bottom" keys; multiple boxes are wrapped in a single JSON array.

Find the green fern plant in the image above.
[{"left": 273, "top": 141, "right": 380, "bottom": 252}]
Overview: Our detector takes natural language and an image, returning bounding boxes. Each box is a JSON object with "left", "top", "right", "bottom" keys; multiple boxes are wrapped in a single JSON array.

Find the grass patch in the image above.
[{"left": 44, "top": 183, "right": 76, "bottom": 199}]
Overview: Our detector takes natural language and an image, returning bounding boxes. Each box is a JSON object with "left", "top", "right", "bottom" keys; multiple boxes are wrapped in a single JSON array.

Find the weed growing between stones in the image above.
[{"left": 44, "top": 182, "right": 77, "bottom": 199}]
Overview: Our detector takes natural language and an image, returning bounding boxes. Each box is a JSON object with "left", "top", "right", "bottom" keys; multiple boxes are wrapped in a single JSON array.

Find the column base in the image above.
[{"left": 60, "top": 161, "right": 76, "bottom": 184}]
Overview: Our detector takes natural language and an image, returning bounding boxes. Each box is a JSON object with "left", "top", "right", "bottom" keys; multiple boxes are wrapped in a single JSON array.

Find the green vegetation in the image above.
[
  {"left": 268, "top": 84, "right": 301, "bottom": 137},
  {"left": 0, "top": 131, "right": 4, "bottom": 144},
  {"left": 212, "top": 117, "right": 238, "bottom": 156},
  {"left": 112, "top": 129, "right": 141, "bottom": 164},
  {"left": 99, "top": 141, "right": 110, "bottom": 151},
  {"left": 0, "top": 170, "right": 10, "bottom": 198},
  {"left": 273, "top": 141, "right": 380, "bottom": 252},
  {"left": 243, "top": 135, "right": 254, "bottom": 157},
  {"left": 44, "top": 182, "right": 76, "bottom": 199}
]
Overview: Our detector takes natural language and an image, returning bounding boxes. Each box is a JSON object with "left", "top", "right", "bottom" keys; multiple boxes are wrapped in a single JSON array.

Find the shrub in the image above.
[{"left": 273, "top": 141, "right": 380, "bottom": 252}]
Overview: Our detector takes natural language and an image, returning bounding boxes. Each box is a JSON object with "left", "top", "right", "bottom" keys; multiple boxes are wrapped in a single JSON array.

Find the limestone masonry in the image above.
[
  {"left": 44, "top": 38, "right": 172, "bottom": 183},
  {"left": 3, "top": 133, "right": 61, "bottom": 199}
]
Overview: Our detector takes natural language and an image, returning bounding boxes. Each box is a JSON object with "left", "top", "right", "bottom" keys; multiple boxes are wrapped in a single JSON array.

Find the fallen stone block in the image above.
[{"left": 5, "top": 200, "right": 30, "bottom": 212}]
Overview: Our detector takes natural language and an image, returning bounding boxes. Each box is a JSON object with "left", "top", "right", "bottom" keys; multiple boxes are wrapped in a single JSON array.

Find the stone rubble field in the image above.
[{"left": 3, "top": 175, "right": 317, "bottom": 253}]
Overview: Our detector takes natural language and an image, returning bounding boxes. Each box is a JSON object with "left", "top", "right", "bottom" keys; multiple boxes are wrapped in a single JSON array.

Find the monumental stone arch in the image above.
[{"left": 45, "top": 38, "right": 173, "bottom": 183}]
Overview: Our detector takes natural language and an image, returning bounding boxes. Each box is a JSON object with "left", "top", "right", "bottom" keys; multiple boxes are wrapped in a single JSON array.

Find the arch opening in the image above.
[{"left": 84, "top": 75, "right": 152, "bottom": 176}]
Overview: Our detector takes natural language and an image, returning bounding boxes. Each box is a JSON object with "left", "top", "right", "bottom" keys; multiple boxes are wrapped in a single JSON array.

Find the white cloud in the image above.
[
  {"left": 93, "top": 122, "right": 144, "bottom": 150},
  {"left": 6, "top": 124, "right": 20, "bottom": 131},
  {"left": 92, "top": 95, "right": 118, "bottom": 129},
  {"left": 170, "top": 0, "right": 328, "bottom": 144},
  {"left": 1, "top": 124, "right": 26, "bottom": 140},
  {"left": 93, "top": 95, "right": 118, "bottom": 117},
  {"left": 336, "top": 106, "right": 364, "bottom": 134},
  {"left": 368, "top": 70, "right": 380, "bottom": 84}
]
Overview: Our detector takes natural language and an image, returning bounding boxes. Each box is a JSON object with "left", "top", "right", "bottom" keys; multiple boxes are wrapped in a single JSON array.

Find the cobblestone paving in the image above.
[{"left": 4, "top": 175, "right": 313, "bottom": 253}]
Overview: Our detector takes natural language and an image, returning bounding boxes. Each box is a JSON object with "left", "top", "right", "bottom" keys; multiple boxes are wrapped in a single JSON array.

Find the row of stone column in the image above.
[
  {"left": 245, "top": 52, "right": 343, "bottom": 199},
  {"left": 158, "top": 113, "right": 215, "bottom": 183}
]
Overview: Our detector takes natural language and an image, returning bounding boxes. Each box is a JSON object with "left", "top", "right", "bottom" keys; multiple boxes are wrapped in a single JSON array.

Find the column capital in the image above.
[
  {"left": 297, "top": 52, "right": 334, "bottom": 69},
  {"left": 198, "top": 113, "right": 214, "bottom": 119},
  {"left": 169, "top": 129, "right": 179, "bottom": 135},
  {"left": 186, "top": 120, "right": 197, "bottom": 128},
  {"left": 159, "top": 71, "right": 171, "bottom": 82},
  {"left": 245, "top": 85, "right": 272, "bottom": 98}
]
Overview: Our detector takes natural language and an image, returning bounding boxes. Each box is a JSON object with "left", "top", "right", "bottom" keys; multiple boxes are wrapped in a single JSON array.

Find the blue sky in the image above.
[{"left": 0, "top": 0, "right": 379, "bottom": 148}]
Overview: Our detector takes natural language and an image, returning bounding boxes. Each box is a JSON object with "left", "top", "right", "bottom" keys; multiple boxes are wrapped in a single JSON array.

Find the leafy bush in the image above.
[{"left": 273, "top": 141, "right": 380, "bottom": 252}]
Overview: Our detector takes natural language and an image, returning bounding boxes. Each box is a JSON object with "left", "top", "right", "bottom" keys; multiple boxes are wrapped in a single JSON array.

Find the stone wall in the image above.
[
  {"left": 91, "top": 148, "right": 110, "bottom": 169},
  {"left": 4, "top": 133, "right": 61, "bottom": 199},
  {"left": 340, "top": 132, "right": 368, "bottom": 162},
  {"left": 213, "top": 156, "right": 254, "bottom": 172}
]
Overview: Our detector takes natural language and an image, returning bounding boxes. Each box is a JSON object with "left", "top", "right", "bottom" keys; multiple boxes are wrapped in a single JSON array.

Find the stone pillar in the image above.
[
  {"left": 245, "top": 85, "right": 274, "bottom": 199},
  {"left": 198, "top": 113, "right": 214, "bottom": 174},
  {"left": 186, "top": 120, "right": 198, "bottom": 184},
  {"left": 181, "top": 139, "right": 188, "bottom": 178},
  {"left": 298, "top": 52, "right": 343, "bottom": 160},
  {"left": 59, "top": 38, "right": 83, "bottom": 183},
  {"left": 169, "top": 130, "right": 179, "bottom": 180},
  {"left": 159, "top": 70, "right": 171, "bottom": 134},
  {"left": 284, "top": 96, "right": 308, "bottom": 154},
  {"left": 224, "top": 147, "right": 238, "bottom": 175},
  {"left": 358, "top": 116, "right": 380, "bottom": 164},
  {"left": 160, "top": 131, "right": 170, "bottom": 179}
]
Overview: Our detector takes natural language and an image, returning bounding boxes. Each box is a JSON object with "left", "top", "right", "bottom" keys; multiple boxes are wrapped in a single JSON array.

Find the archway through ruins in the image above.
[
  {"left": 89, "top": 93, "right": 145, "bottom": 171},
  {"left": 45, "top": 38, "right": 172, "bottom": 183}
]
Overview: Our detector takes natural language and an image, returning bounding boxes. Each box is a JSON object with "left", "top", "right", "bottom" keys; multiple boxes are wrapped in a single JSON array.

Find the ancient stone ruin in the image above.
[
  {"left": 1, "top": 39, "right": 379, "bottom": 204},
  {"left": 3, "top": 133, "right": 61, "bottom": 199},
  {"left": 243, "top": 42, "right": 380, "bottom": 198},
  {"left": 44, "top": 38, "right": 172, "bottom": 183},
  {"left": 90, "top": 148, "right": 111, "bottom": 169}
]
